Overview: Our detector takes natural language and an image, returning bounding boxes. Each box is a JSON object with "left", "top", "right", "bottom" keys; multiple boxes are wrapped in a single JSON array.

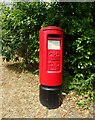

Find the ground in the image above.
[{"left": 0, "top": 57, "right": 94, "bottom": 118}]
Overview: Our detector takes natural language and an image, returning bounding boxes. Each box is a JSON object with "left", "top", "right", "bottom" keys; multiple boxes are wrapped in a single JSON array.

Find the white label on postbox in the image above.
[{"left": 48, "top": 40, "right": 60, "bottom": 50}]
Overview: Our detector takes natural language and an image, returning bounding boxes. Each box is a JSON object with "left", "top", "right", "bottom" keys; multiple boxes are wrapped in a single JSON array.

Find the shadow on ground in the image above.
[
  {"left": 5, "top": 60, "right": 73, "bottom": 94},
  {"left": 5, "top": 62, "right": 39, "bottom": 75},
  {"left": 62, "top": 71, "right": 73, "bottom": 94}
]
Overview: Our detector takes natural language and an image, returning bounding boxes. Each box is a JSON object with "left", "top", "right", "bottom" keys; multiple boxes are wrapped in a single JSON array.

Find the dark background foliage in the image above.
[{"left": 1, "top": 2, "right": 95, "bottom": 108}]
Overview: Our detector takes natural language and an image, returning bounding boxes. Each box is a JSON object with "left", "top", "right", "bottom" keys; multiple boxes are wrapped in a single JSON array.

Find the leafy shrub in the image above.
[
  {"left": 2, "top": 2, "right": 48, "bottom": 69},
  {"left": 1, "top": 2, "right": 95, "bottom": 108}
]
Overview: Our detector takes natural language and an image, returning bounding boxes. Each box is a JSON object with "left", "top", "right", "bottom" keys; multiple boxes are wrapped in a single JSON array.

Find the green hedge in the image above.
[{"left": 1, "top": 2, "right": 95, "bottom": 108}]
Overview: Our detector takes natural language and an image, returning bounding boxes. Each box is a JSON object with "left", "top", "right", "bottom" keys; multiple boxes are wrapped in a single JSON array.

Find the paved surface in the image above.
[{"left": 1, "top": 58, "right": 93, "bottom": 118}]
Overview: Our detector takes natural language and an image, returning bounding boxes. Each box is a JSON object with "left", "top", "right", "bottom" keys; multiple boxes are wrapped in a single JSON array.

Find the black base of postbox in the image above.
[{"left": 39, "top": 85, "right": 62, "bottom": 109}]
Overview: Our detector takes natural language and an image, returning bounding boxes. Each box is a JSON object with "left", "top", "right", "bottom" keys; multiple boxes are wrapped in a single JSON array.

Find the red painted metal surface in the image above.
[{"left": 39, "top": 26, "right": 64, "bottom": 86}]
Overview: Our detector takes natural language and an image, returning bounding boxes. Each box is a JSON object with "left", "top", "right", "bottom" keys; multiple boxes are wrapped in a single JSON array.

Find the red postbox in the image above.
[{"left": 39, "top": 26, "right": 64, "bottom": 109}]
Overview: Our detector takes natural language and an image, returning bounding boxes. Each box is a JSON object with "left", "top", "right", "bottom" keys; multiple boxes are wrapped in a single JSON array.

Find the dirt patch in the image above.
[{"left": 1, "top": 57, "right": 93, "bottom": 118}]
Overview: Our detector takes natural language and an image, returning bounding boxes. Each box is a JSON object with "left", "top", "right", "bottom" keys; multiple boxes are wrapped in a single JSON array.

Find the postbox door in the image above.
[
  {"left": 45, "top": 34, "right": 63, "bottom": 86},
  {"left": 47, "top": 35, "right": 61, "bottom": 72}
]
